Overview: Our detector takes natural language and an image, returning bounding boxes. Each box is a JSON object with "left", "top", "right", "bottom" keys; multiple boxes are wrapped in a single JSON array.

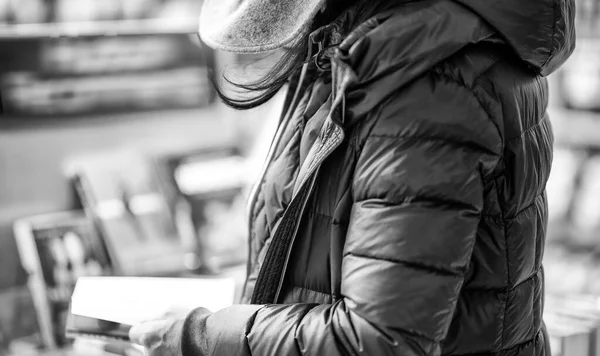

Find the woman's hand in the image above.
[
  {"left": 129, "top": 307, "right": 211, "bottom": 356},
  {"left": 129, "top": 318, "right": 185, "bottom": 356}
]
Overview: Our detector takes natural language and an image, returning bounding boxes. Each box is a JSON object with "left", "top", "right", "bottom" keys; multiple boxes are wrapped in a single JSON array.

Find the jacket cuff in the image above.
[
  {"left": 181, "top": 305, "right": 263, "bottom": 356},
  {"left": 181, "top": 307, "right": 211, "bottom": 356}
]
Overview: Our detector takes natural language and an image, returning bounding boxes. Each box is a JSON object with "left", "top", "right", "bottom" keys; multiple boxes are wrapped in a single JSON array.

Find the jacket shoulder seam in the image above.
[
  {"left": 434, "top": 61, "right": 504, "bottom": 150},
  {"left": 366, "top": 70, "right": 504, "bottom": 159},
  {"left": 367, "top": 133, "right": 500, "bottom": 157},
  {"left": 506, "top": 117, "right": 547, "bottom": 144}
]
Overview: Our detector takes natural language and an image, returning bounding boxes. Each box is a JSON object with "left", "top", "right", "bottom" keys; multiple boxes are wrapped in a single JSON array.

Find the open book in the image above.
[{"left": 66, "top": 276, "right": 236, "bottom": 342}]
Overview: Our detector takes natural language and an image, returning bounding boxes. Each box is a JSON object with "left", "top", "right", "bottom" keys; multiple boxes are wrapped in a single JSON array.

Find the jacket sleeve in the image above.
[{"left": 181, "top": 82, "right": 502, "bottom": 356}]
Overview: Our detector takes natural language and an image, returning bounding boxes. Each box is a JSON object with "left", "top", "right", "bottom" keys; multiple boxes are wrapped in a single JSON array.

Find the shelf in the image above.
[
  {"left": 0, "top": 106, "right": 220, "bottom": 128},
  {"left": 0, "top": 17, "right": 199, "bottom": 40}
]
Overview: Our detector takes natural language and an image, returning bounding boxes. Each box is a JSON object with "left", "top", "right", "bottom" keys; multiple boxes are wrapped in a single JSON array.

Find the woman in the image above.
[{"left": 130, "top": 0, "right": 575, "bottom": 355}]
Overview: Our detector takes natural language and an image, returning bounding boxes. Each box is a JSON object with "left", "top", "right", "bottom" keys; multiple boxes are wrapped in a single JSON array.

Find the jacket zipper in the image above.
[
  {"left": 273, "top": 171, "right": 319, "bottom": 302},
  {"left": 271, "top": 45, "right": 354, "bottom": 302},
  {"left": 273, "top": 121, "right": 346, "bottom": 302},
  {"left": 244, "top": 25, "right": 332, "bottom": 300},
  {"left": 250, "top": 24, "right": 352, "bottom": 303},
  {"left": 242, "top": 63, "right": 311, "bottom": 301}
]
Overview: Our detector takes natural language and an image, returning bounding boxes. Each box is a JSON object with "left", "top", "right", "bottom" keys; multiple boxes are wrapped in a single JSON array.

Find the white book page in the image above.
[{"left": 70, "top": 277, "right": 236, "bottom": 325}]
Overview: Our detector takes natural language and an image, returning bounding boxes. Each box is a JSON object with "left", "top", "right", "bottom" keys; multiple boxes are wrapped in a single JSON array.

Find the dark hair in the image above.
[{"left": 210, "top": 0, "right": 393, "bottom": 110}]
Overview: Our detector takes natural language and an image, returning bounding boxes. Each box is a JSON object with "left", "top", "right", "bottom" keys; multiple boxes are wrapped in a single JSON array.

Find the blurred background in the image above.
[{"left": 0, "top": 0, "right": 598, "bottom": 355}]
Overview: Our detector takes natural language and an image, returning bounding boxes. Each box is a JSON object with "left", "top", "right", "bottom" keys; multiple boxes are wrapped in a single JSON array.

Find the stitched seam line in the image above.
[
  {"left": 292, "top": 304, "right": 321, "bottom": 354},
  {"left": 251, "top": 193, "right": 266, "bottom": 222},
  {"left": 387, "top": 325, "right": 439, "bottom": 346},
  {"left": 244, "top": 307, "right": 262, "bottom": 356},
  {"left": 345, "top": 251, "right": 464, "bottom": 277},
  {"left": 531, "top": 266, "right": 536, "bottom": 355},
  {"left": 464, "top": 267, "right": 540, "bottom": 293},
  {"left": 289, "top": 286, "right": 331, "bottom": 298},
  {"left": 308, "top": 210, "right": 334, "bottom": 220},
  {"left": 482, "top": 192, "right": 544, "bottom": 222},
  {"left": 540, "top": 0, "right": 559, "bottom": 68},
  {"left": 471, "top": 57, "right": 503, "bottom": 84},
  {"left": 434, "top": 64, "right": 504, "bottom": 154},
  {"left": 366, "top": 75, "right": 503, "bottom": 155},
  {"left": 443, "top": 331, "right": 539, "bottom": 356},
  {"left": 272, "top": 129, "right": 302, "bottom": 165},
  {"left": 270, "top": 79, "right": 315, "bottom": 164},
  {"left": 355, "top": 196, "right": 479, "bottom": 215},
  {"left": 367, "top": 133, "right": 500, "bottom": 157},
  {"left": 506, "top": 117, "right": 548, "bottom": 144},
  {"left": 494, "top": 176, "right": 510, "bottom": 349},
  {"left": 512, "top": 194, "right": 542, "bottom": 218}
]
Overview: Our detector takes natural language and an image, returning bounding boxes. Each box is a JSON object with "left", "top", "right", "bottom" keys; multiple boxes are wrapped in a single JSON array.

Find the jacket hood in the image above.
[
  {"left": 331, "top": 0, "right": 575, "bottom": 124},
  {"left": 456, "top": 0, "right": 576, "bottom": 77}
]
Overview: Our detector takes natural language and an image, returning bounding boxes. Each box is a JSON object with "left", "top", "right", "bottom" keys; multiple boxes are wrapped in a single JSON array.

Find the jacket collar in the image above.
[
  {"left": 291, "top": 0, "right": 499, "bottom": 192},
  {"left": 331, "top": 0, "right": 498, "bottom": 127}
]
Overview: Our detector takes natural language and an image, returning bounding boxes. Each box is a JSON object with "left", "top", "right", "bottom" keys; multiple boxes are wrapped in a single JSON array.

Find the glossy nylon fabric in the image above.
[{"left": 181, "top": 0, "right": 575, "bottom": 355}]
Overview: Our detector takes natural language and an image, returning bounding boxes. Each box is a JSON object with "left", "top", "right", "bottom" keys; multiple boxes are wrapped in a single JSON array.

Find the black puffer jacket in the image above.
[{"left": 182, "top": 0, "right": 575, "bottom": 355}]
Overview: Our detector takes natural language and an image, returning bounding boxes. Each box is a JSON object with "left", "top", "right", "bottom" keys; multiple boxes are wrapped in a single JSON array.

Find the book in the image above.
[
  {"left": 66, "top": 315, "right": 131, "bottom": 342},
  {"left": 65, "top": 276, "right": 236, "bottom": 342},
  {"left": 67, "top": 150, "right": 190, "bottom": 277},
  {"left": 13, "top": 211, "right": 112, "bottom": 348}
]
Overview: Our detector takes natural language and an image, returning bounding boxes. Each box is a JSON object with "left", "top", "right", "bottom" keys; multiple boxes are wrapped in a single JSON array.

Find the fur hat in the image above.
[{"left": 199, "top": 0, "right": 328, "bottom": 53}]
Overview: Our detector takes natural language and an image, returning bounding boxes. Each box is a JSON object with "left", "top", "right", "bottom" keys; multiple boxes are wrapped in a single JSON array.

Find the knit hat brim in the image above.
[{"left": 199, "top": 0, "right": 327, "bottom": 53}]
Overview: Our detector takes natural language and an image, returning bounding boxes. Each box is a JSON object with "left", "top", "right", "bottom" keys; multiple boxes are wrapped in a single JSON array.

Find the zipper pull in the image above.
[{"left": 306, "top": 23, "right": 337, "bottom": 63}]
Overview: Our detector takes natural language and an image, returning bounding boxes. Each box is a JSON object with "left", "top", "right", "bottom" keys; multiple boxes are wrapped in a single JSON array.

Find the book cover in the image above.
[
  {"left": 67, "top": 150, "right": 189, "bottom": 277},
  {"left": 65, "top": 276, "right": 235, "bottom": 342},
  {"left": 13, "top": 211, "right": 112, "bottom": 348}
]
